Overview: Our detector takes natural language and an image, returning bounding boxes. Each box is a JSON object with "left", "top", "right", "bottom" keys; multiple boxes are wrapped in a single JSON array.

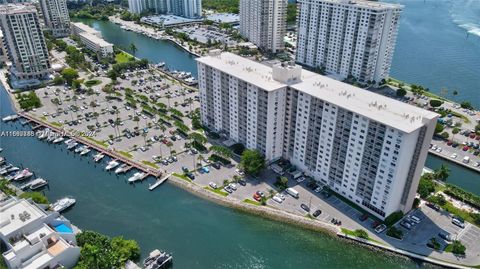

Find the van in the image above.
[
  {"left": 286, "top": 188, "right": 299, "bottom": 199},
  {"left": 463, "top": 156, "right": 470, "bottom": 164},
  {"left": 292, "top": 170, "right": 303, "bottom": 180},
  {"left": 409, "top": 215, "right": 421, "bottom": 224}
]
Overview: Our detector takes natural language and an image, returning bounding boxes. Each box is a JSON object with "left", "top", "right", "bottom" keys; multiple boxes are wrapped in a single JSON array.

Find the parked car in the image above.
[
  {"left": 300, "top": 203, "right": 310, "bottom": 212},
  {"left": 209, "top": 182, "right": 218, "bottom": 189},
  {"left": 438, "top": 232, "right": 452, "bottom": 242},
  {"left": 238, "top": 179, "right": 246, "bottom": 186},
  {"left": 312, "top": 209, "right": 322, "bottom": 217},
  {"left": 452, "top": 217, "right": 465, "bottom": 228},
  {"left": 359, "top": 214, "right": 368, "bottom": 222},
  {"left": 256, "top": 191, "right": 265, "bottom": 197},
  {"left": 224, "top": 186, "right": 233, "bottom": 193},
  {"left": 374, "top": 224, "right": 387, "bottom": 234},
  {"left": 212, "top": 162, "right": 221, "bottom": 169},
  {"left": 186, "top": 173, "right": 195, "bottom": 180},
  {"left": 272, "top": 195, "right": 283, "bottom": 203},
  {"left": 253, "top": 193, "right": 261, "bottom": 202},
  {"left": 426, "top": 202, "right": 440, "bottom": 211},
  {"left": 182, "top": 166, "right": 189, "bottom": 173},
  {"left": 228, "top": 183, "right": 237, "bottom": 191}
]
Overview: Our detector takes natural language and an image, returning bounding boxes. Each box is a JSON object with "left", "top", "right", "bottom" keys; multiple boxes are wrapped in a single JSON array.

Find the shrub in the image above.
[
  {"left": 19, "top": 192, "right": 49, "bottom": 204},
  {"left": 384, "top": 211, "right": 404, "bottom": 227},
  {"left": 429, "top": 99, "right": 443, "bottom": 107},
  {"left": 230, "top": 143, "right": 245, "bottom": 155},
  {"left": 386, "top": 226, "right": 403, "bottom": 239},
  {"left": 354, "top": 229, "right": 369, "bottom": 239}
]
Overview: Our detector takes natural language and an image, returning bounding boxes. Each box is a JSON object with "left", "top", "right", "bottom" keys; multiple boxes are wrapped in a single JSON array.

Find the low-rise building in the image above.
[
  {"left": 78, "top": 32, "right": 114, "bottom": 58},
  {"left": 70, "top": 22, "right": 101, "bottom": 37},
  {"left": 0, "top": 196, "right": 80, "bottom": 269}
]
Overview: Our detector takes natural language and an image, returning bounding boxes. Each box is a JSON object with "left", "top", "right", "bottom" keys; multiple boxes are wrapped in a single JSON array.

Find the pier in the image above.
[
  {"left": 18, "top": 112, "right": 163, "bottom": 180},
  {"left": 149, "top": 173, "right": 171, "bottom": 191}
]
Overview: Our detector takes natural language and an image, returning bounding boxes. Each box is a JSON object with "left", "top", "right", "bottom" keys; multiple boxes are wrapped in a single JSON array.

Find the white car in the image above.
[
  {"left": 229, "top": 183, "right": 237, "bottom": 191},
  {"left": 450, "top": 153, "right": 457, "bottom": 159},
  {"left": 314, "top": 186, "right": 322, "bottom": 193},
  {"left": 279, "top": 194, "right": 286, "bottom": 200},
  {"left": 436, "top": 147, "right": 442, "bottom": 153},
  {"left": 235, "top": 169, "right": 245, "bottom": 176},
  {"left": 432, "top": 145, "right": 438, "bottom": 150},
  {"left": 474, "top": 162, "right": 480, "bottom": 167},
  {"left": 296, "top": 176, "right": 306, "bottom": 183},
  {"left": 272, "top": 195, "right": 283, "bottom": 203},
  {"left": 209, "top": 182, "right": 218, "bottom": 189}
]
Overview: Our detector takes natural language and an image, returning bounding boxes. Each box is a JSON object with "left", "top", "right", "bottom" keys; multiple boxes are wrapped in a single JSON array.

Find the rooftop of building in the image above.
[
  {"left": 0, "top": 198, "right": 46, "bottom": 237},
  {"left": 206, "top": 13, "right": 240, "bottom": 24},
  {"left": 0, "top": 3, "right": 37, "bottom": 15},
  {"left": 298, "top": 0, "right": 403, "bottom": 10},
  {"left": 71, "top": 22, "right": 101, "bottom": 35},
  {"left": 196, "top": 52, "right": 438, "bottom": 133},
  {"left": 79, "top": 31, "right": 113, "bottom": 47}
]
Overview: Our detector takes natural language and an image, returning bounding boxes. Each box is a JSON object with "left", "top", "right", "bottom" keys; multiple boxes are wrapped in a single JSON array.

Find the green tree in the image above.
[
  {"left": 429, "top": 99, "right": 443, "bottom": 107},
  {"left": 434, "top": 123, "right": 444, "bottom": 134},
  {"left": 188, "top": 132, "right": 207, "bottom": 145},
  {"left": 384, "top": 211, "right": 404, "bottom": 227},
  {"left": 434, "top": 164, "right": 450, "bottom": 181},
  {"left": 274, "top": 176, "right": 289, "bottom": 191},
  {"left": 460, "top": 101, "right": 473, "bottom": 110},
  {"left": 53, "top": 75, "right": 65, "bottom": 85},
  {"left": 354, "top": 229, "right": 369, "bottom": 239},
  {"left": 450, "top": 240, "right": 466, "bottom": 255},
  {"left": 62, "top": 68, "right": 79, "bottom": 85},
  {"left": 396, "top": 88, "right": 407, "bottom": 97},
  {"left": 240, "top": 150, "right": 265, "bottom": 175},
  {"left": 19, "top": 192, "right": 49, "bottom": 204},
  {"left": 129, "top": 43, "right": 137, "bottom": 56},
  {"left": 417, "top": 175, "right": 435, "bottom": 198},
  {"left": 209, "top": 145, "right": 232, "bottom": 159}
]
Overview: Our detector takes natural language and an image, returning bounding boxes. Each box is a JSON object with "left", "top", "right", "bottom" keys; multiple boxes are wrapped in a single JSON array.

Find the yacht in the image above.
[
  {"left": 38, "top": 130, "right": 49, "bottom": 140},
  {"left": 53, "top": 137, "right": 65, "bottom": 144},
  {"left": 67, "top": 142, "right": 78, "bottom": 150},
  {"left": 105, "top": 160, "right": 120, "bottom": 171},
  {"left": 13, "top": 169, "right": 33, "bottom": 181},
  {"left": 93, "top": 153, "right": 105, "bottom": 162},
  {"left": 74, "top": 145, "right": 85, "bottom": 153},
  {"left": 143, "top": 249, "right": 173, "bottom": 269},
  {"left": 51, "top": 197, "right": 76, "bottom": 212},
  {"left": 29, "top": 178, "right": 48, "bottom": 190},
  {"left": 0, "top": 166, "right": 19, "bottom": 176},
  {"left": 46, "top": 134, "right": 56, "bottom": 143},
  {"left": 115, "top": 164, "right": 129, "bottom": 174},
  {"left": 128, "top": 172, "right": 145, "bottom": 183},
  {"left": 80, "top": 147, "right": 91, "bottom": 156},
  {"left": 64, "top": 139, "right": 73, "bottom": 145}
]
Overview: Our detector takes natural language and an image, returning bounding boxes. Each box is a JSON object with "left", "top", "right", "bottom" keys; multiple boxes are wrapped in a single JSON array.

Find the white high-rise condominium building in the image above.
[
  {"left": 240, "top": 0, "right": 287, "bottom": 53},
  {"left": 39, "top": 0, "right": 70, "bottom": 37},
  {"left": 128, "top": 0, "right": 202, "bottom": 18},
  {"left": 296, "top": 0, "right": 402, "bottom": 84},
  {"left": 0, "top": 4, "right": 51, "bottom": 80},
  {"left": 197, "top": 51, "right": 438, "bottom": 219}
]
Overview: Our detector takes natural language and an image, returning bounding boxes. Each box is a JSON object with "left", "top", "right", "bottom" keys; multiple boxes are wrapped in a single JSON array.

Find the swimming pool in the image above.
[{"left": 54, "top": 223, "right": 73, "bottom": 233}]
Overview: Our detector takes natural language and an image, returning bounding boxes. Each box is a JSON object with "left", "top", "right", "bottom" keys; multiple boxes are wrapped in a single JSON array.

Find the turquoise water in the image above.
[
  {"left": 0, "top": 88, "right": 424, "bottom": 268},
  {"left": 387, "top": 0, "right": 480, "bottom": 107}
]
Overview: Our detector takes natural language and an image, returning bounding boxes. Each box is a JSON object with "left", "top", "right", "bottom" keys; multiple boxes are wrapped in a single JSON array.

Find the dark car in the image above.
[
  {"left": 438, "top": 232, "right": 452, "bottom": 241},
  {"left": 256, "top": 191, "right": 265, "bottom": 197},
  {"left": 313, "top": 209, "right": 322, "bottom": 217},
  {"left": 182, "top": 166, "right": 189, "bottom": 173},
  {"left": 186, "top": 173, "right": 195, "bottom": 180},
  {"left": 300, "top": 203, "right": 310, "bottom": 212},
  {"left": 212, "top": 162, "right": 221, "bottom": 169},
  {"left": 238, "top": 179, "right": 246, "bottom": 186},
  {"left": 359, "top": 214, "right": 369, "bottom": 222},
  {"left": 426, "top": 202, "right": 440, "bottom": 211}
]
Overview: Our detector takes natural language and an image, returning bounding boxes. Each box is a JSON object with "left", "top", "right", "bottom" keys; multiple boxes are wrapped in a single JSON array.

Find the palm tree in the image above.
[
  {"left": 129, "top": 43, "right": 137, "bottom": 56},
  {"left": 434, "top": 164, "right": 450, "bottom": 181}
]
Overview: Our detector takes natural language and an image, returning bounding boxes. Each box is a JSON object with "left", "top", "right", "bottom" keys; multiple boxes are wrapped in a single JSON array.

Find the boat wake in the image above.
[{"left": 450, "top": 0, "right": 480, "bottom": 37}]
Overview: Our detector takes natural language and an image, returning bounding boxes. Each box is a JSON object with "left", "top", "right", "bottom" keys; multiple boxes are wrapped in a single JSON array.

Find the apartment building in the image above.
[
  {"left": 296, "top": 0, "right": 402, "bottom": 84},
  {"left": 39, "top": 0, "right": 70, "bottom": 37},
  {"left": 239, "top": 0, "right": 287, "bottom": 53},
  {"left": 0, "top": 197, "right": 80, "bottom": 269},
  {"left": 128, "top": 0, "right": 202, "bottom": 18},
  {"left": 0, "top": 4, "right": 51, "bottom": 80},
  {"left": 70, "top": 21, "right": 102, "bottom": 37},
  {"left": 70, "top": 22, "right": 113, "bottom": 58},
  {"left": 196, "top": 51, "right": 438, "bottom": 219},
  {"left": 78, "top": 32, "right": 114, "bottom": 58}
]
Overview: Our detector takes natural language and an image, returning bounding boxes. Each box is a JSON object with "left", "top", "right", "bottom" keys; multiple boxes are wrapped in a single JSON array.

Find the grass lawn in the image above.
[
  {"left": 142, "top": 160, "right": 159, "bottom": 169},
  {"left": 243, "top": 198, "right": 261, "bottom": 206},
  {"left": 84, "top": 137, "right": 108, "bottom": 148},
  {"left": 118, "top": 150, "right": 133, "bottom": 159},
  {"left": 115, "top": 51, "right": 135, "bottom": 63},
  {"left": 172, "top": 172, "right": 192, "bottom": 183},
  {"left": 204, "top": 186, "right": 228, "bottom": 196},
  {"left": 440, "top": 201, "right": 478, "bottom": 227},
  {"left": 50, "top": 121, "right": 63, "bottom": 127},
  {"left": 84, "top": 79, "right": 102, "bottom": 87}
]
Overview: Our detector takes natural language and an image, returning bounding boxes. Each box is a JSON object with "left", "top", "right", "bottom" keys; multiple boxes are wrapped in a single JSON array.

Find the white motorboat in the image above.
[
  {"left": 50, "top": 197, "right": 76, "bottom": 212},
  {"left": 13, "top": 169, "right": 33, "bottom": 181},
  {"left": 67, "top": 142, "right": 78, "bottom": 150},
  {"left": 115, "top": 164, "right": 129, "bottom": 174},
  {"left": 38, "top": 131, "right": 48, "bottom": 140},
  {"left": 93, "top": 153, "right": 105, "bottom": 162},
  {"left": 46, "top": 135, "right": 56, "bottom": 143},
  {"left": 80, "top": 147, "right": 91, "bottom": 156},
  {"left": 53, "top": 137, "right": 65, "bottom": 144},
  {"left": 64, "top": 139, "right": 73, "bottom": 145},
  {"left": 29, "top": 178, "right": 48, "bottom": 190},
  {"left": 74, "top": 145, "right": 85, "bottom": 153},
  {"left": 105, "top": 160, "right": 120, "bottom": 171},
  {"left": 128, "top": 172, "right": 145, "bottom": 183},
  {"left": 1, "top": 166, "right": 19, "bottom": 176}
]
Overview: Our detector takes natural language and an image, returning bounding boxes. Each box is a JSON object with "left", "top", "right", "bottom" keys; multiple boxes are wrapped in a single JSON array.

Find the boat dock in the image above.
[
  {"left": 149, "top": 173, "right": 171, "bottom": 191},
  {"left": 18, "top": 112, "right": 163, "bottom": 180}
]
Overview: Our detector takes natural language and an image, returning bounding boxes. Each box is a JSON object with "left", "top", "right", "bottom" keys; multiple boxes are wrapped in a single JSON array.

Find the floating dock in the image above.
[{"left": 18, "top": 112, "right": 163, "bottom": 179}]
